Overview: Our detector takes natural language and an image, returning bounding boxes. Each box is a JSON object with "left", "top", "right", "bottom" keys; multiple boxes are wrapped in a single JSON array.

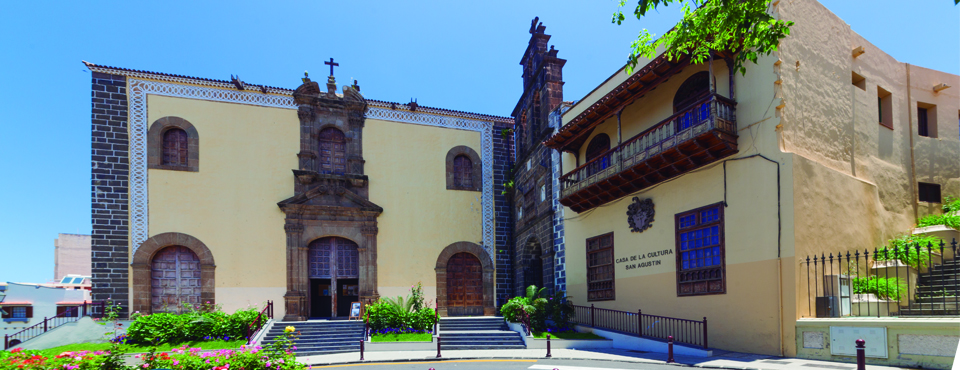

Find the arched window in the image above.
[
  {"left": 453, "top": 155, "right": 473, "bottom": 188},
  {"left": 585, "top": 134, "right": 611, "bottom": 177},
  {"left": 162, "top": 128, "right": 188, "bottom": 166},
  {"left": 319, "top": 127, "right": 347, "bottom": 174},
  {"left": 674, "top": 72, "right": 714, "bottom": 131},
  {"left": 673, "top": 72, "right": 712, "bottom": 112}
]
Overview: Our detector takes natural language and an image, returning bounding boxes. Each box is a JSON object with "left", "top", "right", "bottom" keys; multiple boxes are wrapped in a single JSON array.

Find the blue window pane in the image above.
[
  {"left": 705, "top": 248, "right": 712, "bottom": 257},
  {"left": 697, "top": 250, "right": 704, "bottom": 258},
  {"left": 713, "top": 246, "right": 720, "bottom": 255},
  {"left": 714, "top": 256, "right": 721, "bottom": 265},
  {"left": 712, "top": 236, "right": 719, "bottom": 245},
  {"left": 683, "top": 261, "right": 689, "bottom": 269}
]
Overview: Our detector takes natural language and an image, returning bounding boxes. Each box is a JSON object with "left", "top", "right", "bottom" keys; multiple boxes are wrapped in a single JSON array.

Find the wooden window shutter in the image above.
[
  {"left": 25, "top": 306, "right": 33, "bottom": 318},
  {"left": 1, "top": 308, "right": 9, "bottom": 319},
  {"left": 162, "top": 128, "right": 188, "bottom": 166}
]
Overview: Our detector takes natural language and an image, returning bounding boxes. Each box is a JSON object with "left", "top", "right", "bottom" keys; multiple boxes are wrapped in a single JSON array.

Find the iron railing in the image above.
[
  {"left": 560, "top": 94, "right": 736, "bottom": 199},
  {"left": 571, "top": 304, "right": 707, "bottom": 349},
  {"left": 245, "top": 300, "right": 274, "bottom": 344},
  {"left": 800, "top": 238, "right": 959, "bottom": 318},
  {"left": 4, "top": 301, "right": 105, "bottom": 350}
]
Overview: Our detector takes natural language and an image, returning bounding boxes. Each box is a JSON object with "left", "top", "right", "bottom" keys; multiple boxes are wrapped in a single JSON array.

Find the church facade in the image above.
[
  {"left": 547, "top": 0, "right": 958, "bottom": 357},
  {"left": 86, "top": 63, "right": 514, "bottom": 319}
]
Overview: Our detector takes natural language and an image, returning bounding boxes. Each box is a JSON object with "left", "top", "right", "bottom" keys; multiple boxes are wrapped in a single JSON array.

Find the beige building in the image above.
[
  {"left": 546, "top": 0, "right": 958, "bottom": 366},
  {"left": 85, "top": 64, "right": 515, "bottom": 320},
  {"left": 53, "top": 234, "right": 91, "bottom": 282}
]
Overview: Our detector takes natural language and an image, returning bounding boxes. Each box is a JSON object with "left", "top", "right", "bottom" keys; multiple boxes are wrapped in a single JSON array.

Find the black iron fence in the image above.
[
  {"left": 571, "top": 304, "right": 707, "bottom": 349},
  {"left": 800, "top": 238, "right": 959, "bottom": 318},
  {"left": 4, "top": 301, "right": 105, "bottom": 350}
]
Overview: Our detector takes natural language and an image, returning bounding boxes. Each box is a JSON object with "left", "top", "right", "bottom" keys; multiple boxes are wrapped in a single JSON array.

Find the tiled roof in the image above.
[{"left": 83, "top": 61, "right": 513, "bottom": 124}]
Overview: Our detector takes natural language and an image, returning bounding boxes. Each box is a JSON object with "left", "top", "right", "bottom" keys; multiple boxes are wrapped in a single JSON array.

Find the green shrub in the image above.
[
  {"left": 852, "top": 276, "right": 905, "bottom": 300},
  {"left": 500, "top": 285, "right": 547, "bottom": 332},
  {"left": 365, "top": 282, "right": 436, "bottom": 332},
  {"left": 874, "top": 234, "right": 940, "bottom": 270},
  {"left": 125, "top": 304, "right": 259, "bottom": 344},
  {"left": 918, "top": 213, "right": 960, "bottom": 230},
  {"left": 943, "top": 195, "right": 960, "bottom": 214}
]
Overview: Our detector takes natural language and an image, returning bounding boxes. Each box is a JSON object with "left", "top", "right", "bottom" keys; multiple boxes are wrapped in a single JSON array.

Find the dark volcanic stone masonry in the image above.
[{"left": 90, "top": 72, "right": 130, "bottom": 316}]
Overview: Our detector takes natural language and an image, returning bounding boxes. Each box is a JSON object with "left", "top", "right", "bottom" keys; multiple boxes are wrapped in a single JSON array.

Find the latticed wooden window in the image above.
[
  {"left": 319, "top": 128, "right": 347, "bottom": 174},
  {"left": 675, "top": 203, "right": 725, "bottom": 296},
  {"left": 162, "top": 128, "right": 188, "bottom": 166},
  {"left": 587, "top": 232, "right": 615, "bottom": 301},
  {"left": 453, "top": 155, "right": 472, "bottom": 188}
]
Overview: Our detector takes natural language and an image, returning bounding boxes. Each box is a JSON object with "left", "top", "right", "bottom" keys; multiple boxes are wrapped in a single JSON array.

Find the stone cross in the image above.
[{"left": 324, "top": 58, "right": 339, "bottom": 76}]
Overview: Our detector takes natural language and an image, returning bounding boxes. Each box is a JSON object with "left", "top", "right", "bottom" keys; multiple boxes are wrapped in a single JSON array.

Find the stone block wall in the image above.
[
  {"left": 90, "top": 72, "right": 130, "bottom": 316},
  {"left": 493, "top": 121, "right": 515, "bottom": 307}
]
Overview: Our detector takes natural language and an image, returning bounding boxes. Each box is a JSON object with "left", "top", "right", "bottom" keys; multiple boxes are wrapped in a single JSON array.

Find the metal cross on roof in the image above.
[{"left": 324, "top": 58, "right": 339, "bottom": 76}]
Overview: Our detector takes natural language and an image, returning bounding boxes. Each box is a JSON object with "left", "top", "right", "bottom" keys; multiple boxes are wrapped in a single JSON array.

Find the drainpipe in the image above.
[{"left": 906, "top": 64, "right": 919, "bottom": 221}]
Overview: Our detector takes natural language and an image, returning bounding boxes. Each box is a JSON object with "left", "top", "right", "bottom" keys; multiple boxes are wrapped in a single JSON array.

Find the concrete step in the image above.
[{"left": 440, "top": 344, "right": 527, "bottom": 350}]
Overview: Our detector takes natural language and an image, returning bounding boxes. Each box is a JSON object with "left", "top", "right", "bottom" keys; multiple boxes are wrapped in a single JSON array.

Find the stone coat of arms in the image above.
[{"left": 627, "top": 197, "right": 655, "bottom": 233}]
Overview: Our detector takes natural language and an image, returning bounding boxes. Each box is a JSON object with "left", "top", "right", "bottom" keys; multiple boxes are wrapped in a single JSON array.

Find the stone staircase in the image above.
[
  {"left": 261, "top": 320, "right": 364, "bottom": 356},
  {"left": 900, "top": 255, "right": 960, "bottom": 316},
  {"left": 437, "top": 317, "right": 526, "bottom": 350}
]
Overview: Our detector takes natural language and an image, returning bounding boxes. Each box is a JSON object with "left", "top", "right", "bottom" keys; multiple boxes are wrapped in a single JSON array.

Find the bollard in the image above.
[
  {"left": 436, "top": 336, "right": 442, "bottom": 358},
  {"left": 855, "top": 339, "right": 865, "bottom": 370},
  {"left": 546, "top": 333, "right": 552, "bottom": 358},
  {"left": 667, "top": 335, "right": 675, "bottom": 363},
  {"left": 359, "top": 339, "right": 364, "bottom": 361}
]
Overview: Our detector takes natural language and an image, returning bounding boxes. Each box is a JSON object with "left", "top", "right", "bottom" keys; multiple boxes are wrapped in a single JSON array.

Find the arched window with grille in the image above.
[
  {"left": 162, "top": 128, "right": 188, "bottom": 166},
  {"left": 453, "top": 155, "right": 473, "bottom": 188},
  {"left": 319, "top": 127, "right": 347, "bottom": 174}
]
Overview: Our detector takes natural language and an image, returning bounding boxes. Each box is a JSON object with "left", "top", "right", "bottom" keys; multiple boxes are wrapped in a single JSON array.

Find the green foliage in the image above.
[
  {"left": 532, "top": 331, "right": 606, "bottom": 340},
  {"left": 943, "top": 196, "right": 960, "bottom": 214},
  {"left": 370, "top": 332, "right": 432, "bottom": 342},
  {"left": 365, "top": 282, "right": 437, "bottom": 332},
  {"left": 544, "top": 290, "right": 576, "bottom": 330},
  {"left": 612, "top": 0, "right": 793, "bottom": 75},
  {"left": 918, "top": 213, "right": 960, "bottom": 230},
  {"left": 125, "top": 303, "right": 258, "bottom": 344},
  {"left": 500, "top": 285, "right": 548, "bottom": 332},
  {"left": 874, "top": 234, "right": 939, "bottom": 270},
  {"left": 852, "top": 276, "right": 905, "bottom": 301}
]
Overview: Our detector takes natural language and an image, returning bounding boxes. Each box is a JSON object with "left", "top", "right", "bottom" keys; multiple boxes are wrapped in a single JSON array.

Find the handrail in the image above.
[
  {"left": 560, "top": 94, "right": 736, "bottom": 188},
  {"left": 560, "top": 94, "right": 730, "bottom": 182},
  {"left": 4, "top": 301, "right": 104, "bottom": 350},
  {"left": 571, "top": 304, "right": 707, "bottom": 349},
  {"left": 245, "top": 300, "right": 273, "bottom": 345}
]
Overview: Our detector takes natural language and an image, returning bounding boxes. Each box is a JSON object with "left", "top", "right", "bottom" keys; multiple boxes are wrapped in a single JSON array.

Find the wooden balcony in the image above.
[{"left": 559, "top": 94, "right": 738, "bottom": 213}]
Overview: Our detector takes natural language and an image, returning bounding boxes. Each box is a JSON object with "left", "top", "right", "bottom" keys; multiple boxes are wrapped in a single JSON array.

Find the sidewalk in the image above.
[{"left": 298, "top": 348, "right": 919, "bottom": 370}]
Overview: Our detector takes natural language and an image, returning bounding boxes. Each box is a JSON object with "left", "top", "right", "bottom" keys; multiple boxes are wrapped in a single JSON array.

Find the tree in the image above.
[{"left": 613, "top": 0, "right": 793, "bottom": 75}]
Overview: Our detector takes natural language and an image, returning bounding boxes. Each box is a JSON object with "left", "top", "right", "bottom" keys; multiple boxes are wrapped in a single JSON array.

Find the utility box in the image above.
[
  {"left": 821, "top": 274, "right": 852, "bottom": 316},
  {"left": 829, "top": 326, "right": 888, "bottom": 358}
]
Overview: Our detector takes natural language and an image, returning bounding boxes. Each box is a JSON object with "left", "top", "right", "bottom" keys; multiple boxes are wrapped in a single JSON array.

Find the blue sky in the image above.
[{"left": 0, "top": 1, "right": 956, "bottom": 284}]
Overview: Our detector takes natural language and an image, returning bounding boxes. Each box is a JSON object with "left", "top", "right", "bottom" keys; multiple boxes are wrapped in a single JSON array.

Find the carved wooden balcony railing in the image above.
[{"left": 560, "top": 94, "right": 738, "bottom": 212}]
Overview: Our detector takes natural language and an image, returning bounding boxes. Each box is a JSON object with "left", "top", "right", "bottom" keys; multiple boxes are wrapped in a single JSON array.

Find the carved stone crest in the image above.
[{"left": 627, "top": 197, "right": 655, "bottom": 233}]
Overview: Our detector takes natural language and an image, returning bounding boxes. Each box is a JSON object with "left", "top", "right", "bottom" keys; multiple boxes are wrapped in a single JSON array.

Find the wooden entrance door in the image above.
[
  {"left": 151, "top": 246, "right": 201, "bottom": 313},
  {"left": 446, "top": 252, "right": 483, "bottom": 316},
  {"left": 308, "top": 237, "right": 359, "bottom": 317}
]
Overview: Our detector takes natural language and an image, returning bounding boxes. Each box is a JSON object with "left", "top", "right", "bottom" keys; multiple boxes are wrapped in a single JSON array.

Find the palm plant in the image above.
[{"left": 500, "top": 285, "right": 548, "bottom": 333}]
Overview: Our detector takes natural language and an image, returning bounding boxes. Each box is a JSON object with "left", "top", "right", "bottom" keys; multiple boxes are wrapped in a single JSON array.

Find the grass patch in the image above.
[
  {"left": 370, "top": 333, "right": 432, "bottom": 342},
  {"left": 34, "top": 339, "right": 247, "bottom": 357},
  {"left": 533, "top": 331, "right": 606, "bottom": 340}
]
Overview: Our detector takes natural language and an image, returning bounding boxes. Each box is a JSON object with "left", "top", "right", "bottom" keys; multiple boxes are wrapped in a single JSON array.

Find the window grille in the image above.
[
  {"left": 162, "top": 128, "right": 188, "bottom": 166},
  {"left": 675, "top": 203, "right": 725, "bottom": 296},
  {"left": 587, "top": 233, "right": 615, "bottom": 301}
]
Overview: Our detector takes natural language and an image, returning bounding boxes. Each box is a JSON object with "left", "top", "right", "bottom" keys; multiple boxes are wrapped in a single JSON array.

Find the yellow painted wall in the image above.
[
  {"left": 143, "top": 94, "right": 486, "bottom": 316},
  {"left": 146, "top": 94, "right": 297, "bottom": 316},
  {"left": 364, "top": 119, "right": 484, "bottom": 305}
]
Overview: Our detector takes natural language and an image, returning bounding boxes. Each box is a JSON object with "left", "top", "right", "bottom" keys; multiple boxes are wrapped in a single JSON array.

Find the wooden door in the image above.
[
  {"left": 319, "top": 128, "right": 346, "bottom": 174},
  {"left": 151, "top": 246, "right": 201, "bottom": 313},
  {"left": 446, "top": 252, "right": 483, "bottom": 316}
]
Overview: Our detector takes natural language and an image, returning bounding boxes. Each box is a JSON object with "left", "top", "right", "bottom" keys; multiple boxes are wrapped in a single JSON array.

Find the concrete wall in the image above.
[
  {"left": 54, "top": 234, "right": 91, "bottom": 281},
  {"left": 796, "top": 318, "right": 959, "bottom": 370},
  {"left": 144, "top": 94, "right": 485, "bottom": 317},
  {"left": 1, "top": 283, "right": 86, "bottom": 338}
]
